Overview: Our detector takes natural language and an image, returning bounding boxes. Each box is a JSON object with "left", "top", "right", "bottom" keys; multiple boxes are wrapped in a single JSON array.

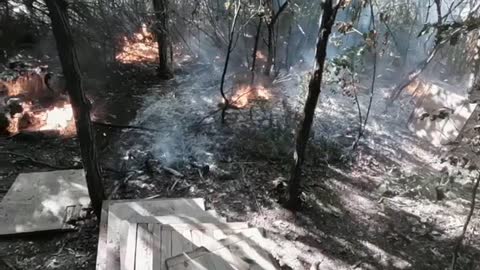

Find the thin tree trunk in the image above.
[
  {"left": 264, "top": 24, "right": 274, "bottom": 76},
  {"left": 45, "top": 0, "right": 105, "bottom": 217},
  {"left": 263, "top": 0, "right": 289, "bottom": 76},
  {"left": 153, "top": 0, "right": 173, "bottom": 79},
  {"left": 219, "top": 1, "right": 241, "bottom": 123},
  {"left": 250, "top": 18, "right": 262, "bottom": 86},
  {"left": 3, "top": 0, "right": 9, "bottom": 26},
  {"left": 284, "top": 20, "right": 293, "bottom": 70},
  {"left": 352, "top": 0, "right": 377, "bottom": 151},
  {"left": 287, "top": 0, "right": 342, "bottom": 209}
]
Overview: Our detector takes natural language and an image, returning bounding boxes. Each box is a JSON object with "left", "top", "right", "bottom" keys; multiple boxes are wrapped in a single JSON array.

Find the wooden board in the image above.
[
  {"left": 166, "top": 247, "right": 239, "bottom": 270},
  {"left": 106, "top": 198, "right": 207, "bottom": 270},
  {"left": 0, "top": 170, "right": 89, "bottom": 235},
  {"left": 135, "top": 223, "right": 154, "bottom": 270},
  {"left": 96, "top": 200, "right": 225, "bottom": 270},
  {"left": 166, "top": 228, "right": 279, "bottom": 270},
  {"left": 121, "top": 222, "right": 250, "bottom": 270},
  {"left": 95, "top": 201, "right": 110, "bottom": 270}
]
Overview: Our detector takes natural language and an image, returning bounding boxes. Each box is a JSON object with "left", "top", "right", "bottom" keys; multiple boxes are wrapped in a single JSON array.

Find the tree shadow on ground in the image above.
[{"left": 290, "top": 165, "right": 479, "bottom": 270}]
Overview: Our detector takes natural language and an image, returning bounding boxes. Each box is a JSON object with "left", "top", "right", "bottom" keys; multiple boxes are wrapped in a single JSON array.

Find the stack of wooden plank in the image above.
[{"left": 96, "top": 198, "right": 279, "bottom": 270}]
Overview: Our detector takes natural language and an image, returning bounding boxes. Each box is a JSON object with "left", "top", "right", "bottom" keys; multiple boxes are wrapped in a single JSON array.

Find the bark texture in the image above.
[{"left": 45, "top": 0, "right": 105, "bottom": 217}]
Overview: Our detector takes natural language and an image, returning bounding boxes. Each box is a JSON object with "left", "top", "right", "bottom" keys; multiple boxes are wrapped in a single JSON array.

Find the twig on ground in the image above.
[
  {"left": 0, "top": 151, "right": 80, "bottom": 170},
  {"left": 450, "top": 174, "right": 480, "bottom": 269},
  {"left": 169, "top": 178, "right": 181, "bottom": 191},
  {"left": 162, "top": 166, "right": 184, "bottom": 177},
  {"left": 145, "top": 194, "right": 162, "bottom": 200},
  {"left": 91, "top": 120, "right": 158, "bottom": 132}
]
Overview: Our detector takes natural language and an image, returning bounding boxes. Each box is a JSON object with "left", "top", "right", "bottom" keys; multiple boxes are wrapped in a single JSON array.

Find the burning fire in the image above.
[
  {"left": 1, "top": 67, "right": 76, "bottom": 136},
  {"left": 230, "top": 85, "right": 272, "bottom": 108},
  {"left": 116, "top": 24, "right": 159, "bottom": 64},
  {"left": 42, "top": 104, "right": 74, "bottom": 131},
  {"left": 6, "top": 103, "right": 76, "bottom": 136},
  {"left": 256, "top": 51, "right": 267, "bottom": 61}
]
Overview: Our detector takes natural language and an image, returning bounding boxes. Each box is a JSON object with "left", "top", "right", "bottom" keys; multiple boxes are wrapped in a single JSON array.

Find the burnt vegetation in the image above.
[{"left": 1, "top": 0, "right": 480, "bottom": 269}]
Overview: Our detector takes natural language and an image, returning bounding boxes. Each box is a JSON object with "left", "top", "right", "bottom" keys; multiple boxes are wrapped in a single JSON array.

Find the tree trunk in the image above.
[
  {"left": 45, "top": 0, "right": 105, "bottom": 217},
  {"left": 153, "top": 0, "right": 173, "bottom": 79},
  {"left": 264, "top": 24, "right": 274, "bottom": 76},
  {"left": 286, "top": 0, "right": 341, "bottom": 210},
  {"left": 263, "top": 0, "right": 289, "bottom": 76},
  {"left": 284, "top": 20, "right": 293, "bottom": 70},
  {"left": 3, "top": 0, "right": 10, "bottom": 26},
  {"left": 250, "top": 18, "right": 262, "bottom": 85},
  {"left": 219, "top": 1, "right": 241, "bottom": 123}
]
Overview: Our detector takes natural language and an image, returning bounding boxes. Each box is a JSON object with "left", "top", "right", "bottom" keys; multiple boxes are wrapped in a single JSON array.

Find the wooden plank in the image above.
[
  {"left": 121, "top": 222, "right": 137, "bottom": 270},
  {"left": 131, "top": 214, "right": 226, "bottom": 224},
  {"left": 166, "top": 247, "right": 243, "bottom": 270},
  {"left": 183, "top": 228, "right": 258, "bottom": 252},
  {"left": 171, "top": 230, "right": 185, "bottom": 257},
  {"left": 160, "top": 226, "right": 172, "bottom": 270},
  {"left": 179, "top": 229, "right": 194, "bottom": 252},
  {"left": 153, "top": 224, "right": 162, "bottom": 270},
  {"left": 160, "top": 222, "right": 248, "bottom": 231},
  {"left": 191, "top": 229, "right": 204, "bottom": 247},
  {"left": 167, "top": 228, "right": 278, "bottom": 270},
  {"left": 106, "top": 198, "right": 205, "bottom": 270},
  {"left": 135, "top": 223, "right": 154, "bottom": 270},
  {"left": 95, "top": 201, "right": 109, "bottom": 270}
]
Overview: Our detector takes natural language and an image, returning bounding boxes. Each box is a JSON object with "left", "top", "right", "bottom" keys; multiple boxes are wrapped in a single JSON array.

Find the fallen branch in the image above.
[
  {"left": 450, "top": 174, "right": 480, "bottom": 269},
  {"left": 0, "top": 151, "right": 80, "bottom": 170},
  {"left": 91, "top": 120, "right": 158, "bottom": 132},
  {"left": 162, "top": 166, "right": 184, "bottom": 178}
]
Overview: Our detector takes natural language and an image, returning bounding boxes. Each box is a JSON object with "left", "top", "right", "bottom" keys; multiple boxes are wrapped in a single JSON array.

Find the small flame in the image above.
[
  {"left": 256, "top": 51, "right": 267, "bottom": 61},
  {"left": 5, "top": 103, "right": 76, "bottom": 135},
  {"left": 230, "top": 85, "right": 272, "bottom": 108},
  {"left": 42, "top": 104, "right": 74, "bottom": 131},
  {"left": 116, "top": 24, "right": 159, "bottom": 64}
]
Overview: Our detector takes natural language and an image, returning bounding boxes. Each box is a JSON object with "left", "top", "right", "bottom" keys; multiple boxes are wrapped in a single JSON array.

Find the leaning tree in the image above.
[
  {"left": 45, "top": 0, "right": 105, "bottom": 217},
  {"left": 287, "top": 0, "right": 345, "bottom": 209}
]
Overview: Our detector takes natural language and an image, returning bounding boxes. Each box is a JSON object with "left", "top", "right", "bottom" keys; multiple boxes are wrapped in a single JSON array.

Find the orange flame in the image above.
[
  {"left": 5, "top": 103, "right": 75, "bottom": 136},
  {"left": 230, "top": 85, "right": 272, "bottom": 108},
  {"left": 116, "top": 24, "right": 159, "bottom": 64},
  {"left": 41, "top": 104, "right": 74, "bottom": 131},
  {"left": 256, "top": 51, "right": 267, "bottom": 61}
]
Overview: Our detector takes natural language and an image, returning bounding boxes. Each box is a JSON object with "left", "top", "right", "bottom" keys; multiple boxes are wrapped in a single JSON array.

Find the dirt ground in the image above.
[{"left": 0, "top": 60, "right": 479, "bottom": 270}]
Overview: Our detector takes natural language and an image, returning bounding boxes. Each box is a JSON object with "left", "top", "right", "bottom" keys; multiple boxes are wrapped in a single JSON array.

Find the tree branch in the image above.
[{"left": 271, "top": 0, "right": 289, "bottom": 25}]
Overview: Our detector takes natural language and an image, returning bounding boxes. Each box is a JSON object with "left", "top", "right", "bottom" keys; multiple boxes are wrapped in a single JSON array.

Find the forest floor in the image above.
[{"left": 0, "top": 59, "right": 479, "bottom": 270}]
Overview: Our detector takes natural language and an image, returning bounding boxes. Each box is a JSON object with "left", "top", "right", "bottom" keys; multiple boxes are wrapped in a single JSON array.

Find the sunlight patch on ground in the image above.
[
  {"left": 313, "top": 198, "right": 344, "bottom": 217},
  {"left": 360, "top": 240, "right": 412, "bottom": 269}
]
